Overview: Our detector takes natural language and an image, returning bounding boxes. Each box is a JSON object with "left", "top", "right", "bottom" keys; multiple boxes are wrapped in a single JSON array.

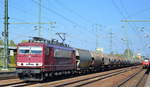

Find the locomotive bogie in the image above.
[{"left": 17, "top": 68, "right": 43, "bottom": 81}]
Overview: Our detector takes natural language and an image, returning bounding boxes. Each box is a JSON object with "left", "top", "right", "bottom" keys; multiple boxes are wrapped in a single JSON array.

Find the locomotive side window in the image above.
[
  {"left": 45, "top": 47, "right": 49, "bottom": 55},
  {"left": 19, "top": 46, "right": 30, "bottom": 54},
  {"left": 31, "top": 46, "right": 42, "bottom": 54},
  {"left": 54, "top": 48, "right": 72, "bottom": 58}
]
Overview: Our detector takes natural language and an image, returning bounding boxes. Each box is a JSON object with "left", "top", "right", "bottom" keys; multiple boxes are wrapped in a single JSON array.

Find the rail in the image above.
[
  {"left": 115, "top": 69, "right": 143, "bottom": 87},
  {"left": 53, "top": 68, "right": 131, "bottom": 87}
]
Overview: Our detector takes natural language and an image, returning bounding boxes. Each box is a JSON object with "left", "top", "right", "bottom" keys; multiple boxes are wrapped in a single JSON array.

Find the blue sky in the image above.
[{"left": 0, "top": 0, "right": 150, "bottom": 56}]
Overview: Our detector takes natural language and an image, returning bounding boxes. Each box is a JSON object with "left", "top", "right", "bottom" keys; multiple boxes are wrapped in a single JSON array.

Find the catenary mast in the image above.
[{"left": 2, "top": 0, "right": 9, "bottom": 70}]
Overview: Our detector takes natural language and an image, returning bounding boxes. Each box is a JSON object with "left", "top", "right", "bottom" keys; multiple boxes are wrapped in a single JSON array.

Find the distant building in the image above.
[
  {"left": 136, "top": 53, "right": 142, "bottom": 59},
  {"left": 0, "top": 45, "right": 17, "bottom": 56},
  {"left": 96, "top": 48, "right": 104, "bottom": 53}
]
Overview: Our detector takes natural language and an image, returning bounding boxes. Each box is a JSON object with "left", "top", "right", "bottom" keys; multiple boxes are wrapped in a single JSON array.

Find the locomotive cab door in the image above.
[{"left": 44, "top": 47, "right": 54, "bottom": 71}]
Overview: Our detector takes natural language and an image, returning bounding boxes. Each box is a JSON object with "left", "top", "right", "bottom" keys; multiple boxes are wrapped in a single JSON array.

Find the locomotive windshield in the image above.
[
  {"left": 19, "top": 46, "right": 30, "bottom": 54},
  {"left": 31, "top": 46, "right": 42, "bottom": 54},
  {"left": 18, "top": 46, "right": 42, "bottom": 54}
]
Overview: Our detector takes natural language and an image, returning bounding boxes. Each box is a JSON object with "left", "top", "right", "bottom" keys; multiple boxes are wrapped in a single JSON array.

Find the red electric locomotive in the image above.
[
  {"left": 142, "top": 58, "right": 150, "bottom": 69},
  {"left": 16, "top": 37, "right": 142, "bottom": 81},
  {"left": 16, "top": 37, "right": 76, "bottom": 81}
]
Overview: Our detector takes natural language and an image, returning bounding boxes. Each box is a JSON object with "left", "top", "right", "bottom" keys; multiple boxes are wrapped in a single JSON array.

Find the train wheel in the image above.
[{"left": 40, "top": 73, "right": 45, "bottom": 81}]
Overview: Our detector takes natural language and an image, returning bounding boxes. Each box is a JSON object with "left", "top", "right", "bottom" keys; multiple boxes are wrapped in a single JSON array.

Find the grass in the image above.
[
  {"left": 0, "top": 67, "right": 16, "bottom": 72},
  {"left": 0, "top": 57, "right": 16, "bottom": 72}
]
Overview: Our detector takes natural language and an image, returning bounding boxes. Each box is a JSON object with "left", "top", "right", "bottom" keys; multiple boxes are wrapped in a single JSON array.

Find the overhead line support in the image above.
[
  {"left": 38, "top": 0, "right": 41, "bottom": 37},
  {"left": 2, "top": 0, "right": 9, "bottom": 70}
]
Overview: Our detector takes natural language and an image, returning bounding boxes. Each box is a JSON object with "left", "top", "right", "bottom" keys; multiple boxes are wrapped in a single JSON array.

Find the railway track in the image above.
[
  {"left": 0, "top": 71, "right": 15, "bottom": 74},
  {"left": 54, "top": 69, "right": 126, "bottom": 87},
  {"left": 115, "top": 69, "right": 148, "bottom": 87},
  {"left": 1, "top": 69, "right": 126, "bottom": 87},
  {"left": 0, "top": 71, "right": 17, "bottom": 80},
  {"left": 136, "top": 69, "right": 149, "bottom": 87},
  {"left": 0, "top": 81, "right": 38, "bottom": 87},
  {"left": 0, "top": 66, "right": 141, "bottom": 87},
  {"left": 28, "top": 66, "right": 141, "bottom": 87}
]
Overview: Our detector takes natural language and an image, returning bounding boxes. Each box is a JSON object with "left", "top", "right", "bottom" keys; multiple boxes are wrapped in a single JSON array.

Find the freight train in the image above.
[{"left": 16, "top": 37, "right": 141, "bottom": 81}]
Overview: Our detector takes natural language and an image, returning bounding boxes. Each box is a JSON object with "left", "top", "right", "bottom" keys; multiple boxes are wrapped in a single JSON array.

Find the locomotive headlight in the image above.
[
  {"left": 36, "top": 63, "right": 38, "bottom": 66},
  {"left": 38, "top": 63, "right": 42, "bottom": 66},
  {"left": 17, "top": 62, "right": 22, "bottom": 66},
  {"left": 35, "top": 63, "right": 42, "bottom": 66},
  {"left": 17, "top": 62, "right": 42, "bottom": 66}
]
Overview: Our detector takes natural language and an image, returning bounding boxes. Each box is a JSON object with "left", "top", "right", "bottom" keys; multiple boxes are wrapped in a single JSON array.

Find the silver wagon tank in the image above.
[{"left": 75, "top": 48, "right": 92, "bottom": 69}]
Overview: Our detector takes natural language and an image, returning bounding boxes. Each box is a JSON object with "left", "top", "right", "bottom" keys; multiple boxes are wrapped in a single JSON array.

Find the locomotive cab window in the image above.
[
  {"left": 31, "top": 46, "right": 42, "bottom": 54},
  {"left": 18, "top": 46, "right": 30, "bottom": 54},
  {"left": 18, "top": 46, "right": 42, "bottom": 54}
]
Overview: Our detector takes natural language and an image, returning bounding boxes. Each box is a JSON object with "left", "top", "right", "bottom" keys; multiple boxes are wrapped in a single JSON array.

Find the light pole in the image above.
[
  {"left": 109, "top": 29, "right": 114, "bottom": 54},
  {"left": 121, "top": 38, "right": 130, "bottom": 59},
  {"left": 94, "top": 24, "right": 101, "bottom": 50}
]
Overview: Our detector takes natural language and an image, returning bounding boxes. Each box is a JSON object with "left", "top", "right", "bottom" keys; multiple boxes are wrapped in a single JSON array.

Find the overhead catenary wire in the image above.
[
  {"left": 119, "top": 0, "right": 148, "bottom": 51},
  {"left": 52, "top": 0, "right": 100, "bottom": 38},
  {"left": 31, "top": 0, "right": 91, "bottom": 33},
  {"left": 52, "top": 0, "right": 104, "bottom": 41},
  {"left": 53, "top": 0, "right": 95, "bottom": 25},
  {"left": 32, "top": 0, "right": 84, "bottom": 28},
  {"left": 127, "top": 7, "right": 150, "bottom": 18},
  {"left": 113, "top": 0, "right": 144, "bottom": 42},
  {"left": 9, "top": 3, "right": 55, "bottom": 24},
  {"left": 112, "top": 0, "right": 148, "bottom": 55},
  {"left": 31, "top": 0, "right": 97, "bottom": 45},
  {"left": 1, "top": 0, "right": 95, "bottom": 48},
  {"left": 1, "top": 0, "right": 100, "bottom": 48},
  {"left": 49, "top": 0, "right": 96, "bottom": 34}
]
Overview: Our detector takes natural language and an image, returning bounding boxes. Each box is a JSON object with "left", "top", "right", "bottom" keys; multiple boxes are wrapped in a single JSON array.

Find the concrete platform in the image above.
[{"left": 145, "top": 71, "right": 150, "bottom": 87}]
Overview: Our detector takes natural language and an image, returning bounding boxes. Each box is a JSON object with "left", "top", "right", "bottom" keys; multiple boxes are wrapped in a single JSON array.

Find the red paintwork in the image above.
[
  {"left": 43, "top": 47, "right": 76, "bottom": 72},
  {"left": 16, "top": 42, "right": 76, "bottom": 72},
  {"left": 16, "top": 42, "right": 44, "bottom": 68},
  {"left": 142, "top": 61, "right": 150, "bottom": 65},
  {"left": 142, "top": 60, "right": 150, "bottom": 66}
]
